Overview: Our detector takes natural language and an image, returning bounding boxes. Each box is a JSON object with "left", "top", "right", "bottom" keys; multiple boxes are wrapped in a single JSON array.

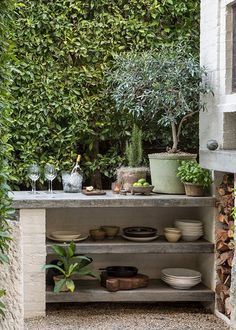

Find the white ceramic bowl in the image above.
[
  {"left": 161, "top": 268, "right": 201, "bottom": 278},
  {"left": 164, "top": 227, "right": 182, "bottom": 234},
  {"left": 164, "top": 232, "right": 182, "bottom": 243},
  {"left": 182, "top": 235, "right": 202, "bottom": 242}
]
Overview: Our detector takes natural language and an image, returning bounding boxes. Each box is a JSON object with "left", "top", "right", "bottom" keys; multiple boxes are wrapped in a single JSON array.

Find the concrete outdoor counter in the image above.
[
  {"left": 12, "top": 190, "right": 216, "bottom": 319},
  {"left": 11, "top": 190, "right": 216, "bottom": 209}
]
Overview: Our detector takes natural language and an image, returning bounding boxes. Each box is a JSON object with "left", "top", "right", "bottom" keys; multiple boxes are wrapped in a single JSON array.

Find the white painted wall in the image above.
[{"left": 200, "top": 0, "right": 236, "bottom": 152}]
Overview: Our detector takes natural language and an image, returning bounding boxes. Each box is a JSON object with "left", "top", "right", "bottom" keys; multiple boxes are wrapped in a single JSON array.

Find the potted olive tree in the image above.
[
  {"left": 109, "top": 45, "right": 212, "bottom": 194},
  {"left": 117, "top": 124, "right": 148, "bottom": 191},
  {"left": 44, "top": 242, "right": 98, "bottom": 293}
]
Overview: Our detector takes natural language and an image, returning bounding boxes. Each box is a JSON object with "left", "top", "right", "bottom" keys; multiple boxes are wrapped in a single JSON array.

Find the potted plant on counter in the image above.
[
  {"left": 177, "top": 161, "right": 212, "bottom": 196},
  {"left": 117, "top": 124, "right": 148, "bottom": 191},
  {"left": 44, "top": 242, "right": 98, "bottom": 293},
  {"left": 109, "top": 45, "right": 212, "bottom": 194}
]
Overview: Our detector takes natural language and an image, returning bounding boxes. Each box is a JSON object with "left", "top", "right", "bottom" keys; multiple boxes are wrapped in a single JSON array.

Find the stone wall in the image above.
[{"left": 0, "top": 220, "right": 23, "bottom": 330}]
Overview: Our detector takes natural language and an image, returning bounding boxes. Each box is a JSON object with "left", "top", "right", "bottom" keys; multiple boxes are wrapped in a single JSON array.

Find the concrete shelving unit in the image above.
[{"left": 12, "top": 191, "right": 216, "bottom": 317}]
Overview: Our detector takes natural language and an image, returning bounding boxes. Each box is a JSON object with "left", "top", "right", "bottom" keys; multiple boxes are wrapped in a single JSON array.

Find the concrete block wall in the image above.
[
  {"left": 0, "top": 221, "right": 23, "bottom": 330},
  {"left": 200, "top": 0, "right": 236, "bottom": 151},
  {"left": 20, "top": 209, "right": 46, "bottom": 318}
]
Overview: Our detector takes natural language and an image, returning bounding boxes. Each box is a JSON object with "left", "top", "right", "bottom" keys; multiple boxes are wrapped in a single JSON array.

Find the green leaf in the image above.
[
  {"left": 66, "top": 279, "right": 75, "bottom": 292},
  {"left": 43, "top": 264, "right": 65, "bottom": 275},
  {"left": 51, "top": 245, "right": 66, "bottom": 257},
  {"left": 54, "top": 278, "right": 67, "bottom": 293}
]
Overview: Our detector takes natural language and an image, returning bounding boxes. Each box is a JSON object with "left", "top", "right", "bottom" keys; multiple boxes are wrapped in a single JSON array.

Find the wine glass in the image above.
[
  {"left": 44, "top": 164, "right": 57, "bottom": 194},
  {"left": 27, "top": 164, "right": 40, "bottom": 194}
]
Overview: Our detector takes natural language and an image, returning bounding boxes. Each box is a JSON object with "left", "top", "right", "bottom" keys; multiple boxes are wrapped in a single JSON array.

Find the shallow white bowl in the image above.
[
  {"left": 161, "top": 268, "right": 201, "bottom": 278},
  {"left": 161, "top": 276, "right": 201, "bottom": 284},
  {"left": 182, "top": 235, "right": 202, "bottom": 242}
]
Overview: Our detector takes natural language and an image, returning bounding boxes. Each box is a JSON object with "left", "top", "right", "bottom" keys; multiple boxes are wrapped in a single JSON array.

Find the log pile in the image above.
[{"left": 216, "top": 175, "right": 235, "bottom": 318}]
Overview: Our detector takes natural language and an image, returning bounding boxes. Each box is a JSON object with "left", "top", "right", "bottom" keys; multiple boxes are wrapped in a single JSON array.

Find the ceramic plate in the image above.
[
  {"left": 51, "top": 231, "right": 81, "bottom": 240},
  {"left": 122, "top": 234, "right": 159, "bottom": 242},
  {"left": 47, "top": 234, "right": 88, "bottom": 242}
]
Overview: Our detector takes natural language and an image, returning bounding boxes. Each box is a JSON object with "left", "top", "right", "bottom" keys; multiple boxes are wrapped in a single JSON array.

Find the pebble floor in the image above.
[{"left": 25, "top": 303, "right": 229, "bottom": 330}]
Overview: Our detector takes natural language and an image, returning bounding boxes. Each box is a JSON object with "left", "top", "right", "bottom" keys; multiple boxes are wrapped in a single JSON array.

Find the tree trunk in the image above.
[
  {"left": 171, "top": 122, "right": 178, "bottom": 153},
  {"left": 91, "top": 139, "right": 102, "bottom": 189}
]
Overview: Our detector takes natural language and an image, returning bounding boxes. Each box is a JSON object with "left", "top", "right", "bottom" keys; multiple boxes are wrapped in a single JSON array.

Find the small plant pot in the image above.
[
  {"left": 53, "top": 275, "right": 69, "bottom": 292},
  {"left": 184, "top": 182, "right": 205, "bottom": 197}
]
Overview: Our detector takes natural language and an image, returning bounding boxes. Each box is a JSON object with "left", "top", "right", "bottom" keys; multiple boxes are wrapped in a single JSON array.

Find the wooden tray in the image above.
[
  {"left": 82, "top": 189, "right": 106, "bottom": 196},
  {"left": 101, "top": 273, "right": 149, "bottom": 292}
]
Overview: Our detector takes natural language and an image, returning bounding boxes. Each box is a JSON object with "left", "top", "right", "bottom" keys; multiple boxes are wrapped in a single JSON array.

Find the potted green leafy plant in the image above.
[
  {"left": 116, "top": 124, "right": 148, "bottom": 191},
  {"left": 176, "top": 161, "right": 212, "bottom": 196},
  {"left": 44, "top": 241, "right": 98, "bottom": 293},
  {"left": 109, "top": 45, "right": 212, "bottom": 194}
]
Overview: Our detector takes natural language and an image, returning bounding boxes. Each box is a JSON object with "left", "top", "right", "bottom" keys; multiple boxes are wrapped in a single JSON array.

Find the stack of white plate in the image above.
[
  {"left": 161, "top": 268, "right": 202, "bottom": 290},
  {"left": 174, "top": 219, "right": 204, "bottom": 241}
]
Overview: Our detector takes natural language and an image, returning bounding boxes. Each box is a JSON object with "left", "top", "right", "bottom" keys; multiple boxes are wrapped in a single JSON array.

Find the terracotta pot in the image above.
[
  {"left": 116, "top": 167, "right": 148, "bottom": 192},
  {"left": 53, "top": 275, "right": 69, "bottom": 292},
  {"left": 184, "top": 182, "right": 205, "bottom": 197}
]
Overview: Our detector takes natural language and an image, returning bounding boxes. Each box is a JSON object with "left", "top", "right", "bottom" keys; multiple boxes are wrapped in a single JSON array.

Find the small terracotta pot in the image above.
[
  {"left": 53, "top": 275, "right": 69, "bottom": 292},
  {"left": 184, "top": 182, "right": 205, "bottom": 197}
]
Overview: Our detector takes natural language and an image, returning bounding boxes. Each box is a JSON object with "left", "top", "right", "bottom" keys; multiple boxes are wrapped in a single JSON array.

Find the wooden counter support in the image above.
[{"left": 20, "top": 209, "right": 46, "bottom": 318}]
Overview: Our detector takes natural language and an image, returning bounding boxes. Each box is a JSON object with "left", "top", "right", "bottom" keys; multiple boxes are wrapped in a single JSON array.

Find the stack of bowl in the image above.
[
  {"left": 174, "top": 219, "right": 204, "bottom": 242},
  {"left": 161, "top": 268, "right": 202, "bottom": 290},
  {"left": 164, "top": 227, "right": 182, "bottom": 242}
]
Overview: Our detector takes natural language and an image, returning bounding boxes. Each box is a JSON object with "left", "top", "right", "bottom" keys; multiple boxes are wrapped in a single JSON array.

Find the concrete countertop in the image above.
[
  {"left": 200, "top": 149, "right": 236, "bottom": 173},
  {"left": 10, "top": 191, "right": 216, "bottom": 209}
]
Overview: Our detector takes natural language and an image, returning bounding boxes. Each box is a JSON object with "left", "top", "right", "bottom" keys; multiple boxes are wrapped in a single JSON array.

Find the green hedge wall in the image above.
[
  {"left": 0, "top": 0, "right": 15, "bottom": 315},
  {"left": 11, "top": 0, "right": 200, "bottom": 187},
  {"left": 0, "top": 0, "right": 14, "bottom": 239}
]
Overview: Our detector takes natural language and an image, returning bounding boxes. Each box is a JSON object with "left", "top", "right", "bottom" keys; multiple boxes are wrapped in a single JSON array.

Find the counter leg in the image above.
[{"left": 20, "top": 209, "right": 46, "bottom": 318}]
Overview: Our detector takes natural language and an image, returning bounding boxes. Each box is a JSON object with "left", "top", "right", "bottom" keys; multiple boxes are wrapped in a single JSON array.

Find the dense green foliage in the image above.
[
  {"left": 177, "top": 161, "right": 212, "bottom": 188},
  {"left": 125, "top": 125, "right": 143, "bottom": 167},
  {"left": 0, "top": 0, "right": 15, "bottom": 317},
  {"left": 11, "top": 0, "right": 200, "bottom": 187},
  {"left": 109, "top": 46, "right": 211, "bottom": 153}
]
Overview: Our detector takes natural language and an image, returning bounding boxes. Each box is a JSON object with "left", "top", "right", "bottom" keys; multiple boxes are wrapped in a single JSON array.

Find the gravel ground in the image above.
[{"left": 25, "top": 303, "right": 229, "bottom": 330}]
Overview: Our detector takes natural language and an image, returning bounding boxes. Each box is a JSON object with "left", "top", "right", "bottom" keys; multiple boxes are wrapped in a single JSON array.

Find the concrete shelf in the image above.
[
  {"left": 11, "top": 191, "right": 215, "bottom": 209},
  {"left": 46, "top": 280, "right": 215, "bottom": 303},
  {"left": 46, "top": 237, "right": 214, "bottom": 254}
]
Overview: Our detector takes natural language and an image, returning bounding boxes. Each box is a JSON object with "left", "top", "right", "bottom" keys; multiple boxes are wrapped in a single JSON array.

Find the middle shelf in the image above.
[{"left": 46, "top": 236, "right": 214, "bottom": 254}]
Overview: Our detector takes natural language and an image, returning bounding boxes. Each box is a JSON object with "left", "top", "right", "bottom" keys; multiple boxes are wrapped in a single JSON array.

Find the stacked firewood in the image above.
[{"left": 216, "top": 175, "right": 235, "bottom": 317}]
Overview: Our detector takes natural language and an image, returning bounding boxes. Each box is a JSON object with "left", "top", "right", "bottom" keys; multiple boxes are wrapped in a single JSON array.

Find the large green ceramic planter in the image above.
[{"left": 148, "top": 153, "right": 197, "bottom": 194}]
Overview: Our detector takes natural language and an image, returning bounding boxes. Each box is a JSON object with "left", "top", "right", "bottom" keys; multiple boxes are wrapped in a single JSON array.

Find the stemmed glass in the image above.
[
  {"left": 44, "top": 164, "right": 57, "bottom": 194},
  {"left": 27, "top": 164, "right": 40, "bottom": 194}
]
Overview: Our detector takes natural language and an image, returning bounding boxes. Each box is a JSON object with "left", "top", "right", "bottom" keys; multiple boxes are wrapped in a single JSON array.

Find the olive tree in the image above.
[{"left": 109, "top": 45, "right": 212, "bottom": 153}]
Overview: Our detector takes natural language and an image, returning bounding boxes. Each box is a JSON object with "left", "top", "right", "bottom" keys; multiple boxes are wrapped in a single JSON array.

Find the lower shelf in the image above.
[{"left": 46, "top": 280, "right": 214, "bottom": 303}]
